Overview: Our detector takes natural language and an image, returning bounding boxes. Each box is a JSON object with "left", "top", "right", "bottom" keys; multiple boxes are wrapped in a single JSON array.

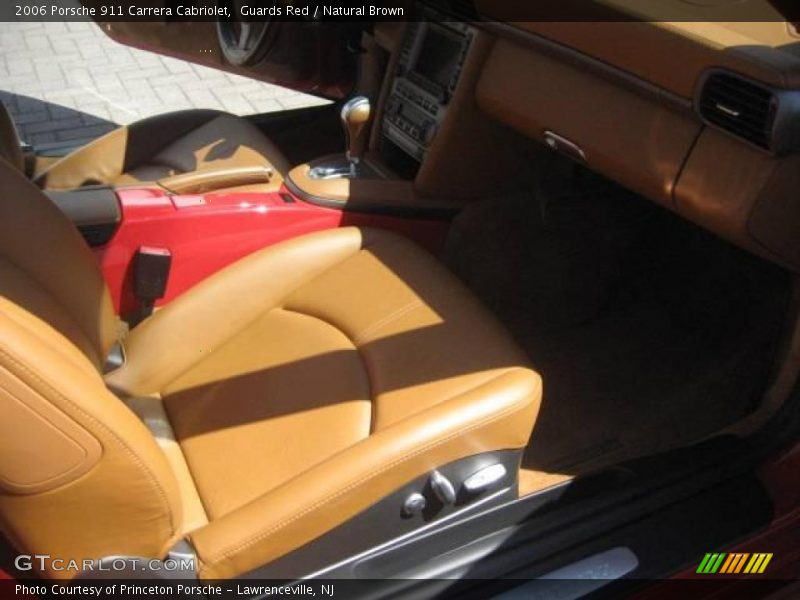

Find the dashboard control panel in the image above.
[{"left": 382, "top": 15, "right": 475, "bottom": 163}]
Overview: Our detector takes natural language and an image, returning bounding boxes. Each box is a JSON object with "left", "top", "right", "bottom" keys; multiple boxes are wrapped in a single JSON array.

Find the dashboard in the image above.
[{"left": 383, "top": 2, "right": 800, "bottom": 273}]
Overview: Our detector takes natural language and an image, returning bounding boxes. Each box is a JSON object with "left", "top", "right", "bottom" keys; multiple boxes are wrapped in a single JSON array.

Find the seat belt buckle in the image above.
[{"left": 133, "top": 246, "right": 172, "bottom": 323}]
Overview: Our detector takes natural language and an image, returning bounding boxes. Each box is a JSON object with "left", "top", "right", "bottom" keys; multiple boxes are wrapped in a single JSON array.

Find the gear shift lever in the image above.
[
  {"left": 307, "top": 96, "right": 372, "bottom": 180},
  {"left": 341, "top": 96, "right": 371, "bottom": 177}
]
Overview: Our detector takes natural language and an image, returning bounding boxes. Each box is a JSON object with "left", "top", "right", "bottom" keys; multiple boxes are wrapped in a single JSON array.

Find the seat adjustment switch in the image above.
[
  {"left": 463, "top": 464, "right": 507, "bottom": 493},
  {"left": 430, "top": 470, "right": 456, "bottom": 505},
  {"left": 403, "top": 492, "right": 427, "bottom": 516}
]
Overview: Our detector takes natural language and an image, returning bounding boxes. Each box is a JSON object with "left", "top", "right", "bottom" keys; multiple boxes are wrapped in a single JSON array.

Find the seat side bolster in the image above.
[
  {"left": 189, "top": 368, "right": 541, "bottom": 580},
  {"left": 0, "top": 305, "right": 183, "bottom": 579},
  {"left": 107, "top": 228, "right": 370, "bottom": 396}
]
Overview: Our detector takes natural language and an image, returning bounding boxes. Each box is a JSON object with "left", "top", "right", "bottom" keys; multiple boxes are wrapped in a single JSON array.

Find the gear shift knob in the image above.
[{"left": 341, "top": 96, "right": 371, "bottom": 176}]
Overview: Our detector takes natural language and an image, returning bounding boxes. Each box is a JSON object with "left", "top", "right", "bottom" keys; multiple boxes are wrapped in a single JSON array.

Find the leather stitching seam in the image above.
[{"left": 352, "top": 299, "right": 425, "bottom": 346}]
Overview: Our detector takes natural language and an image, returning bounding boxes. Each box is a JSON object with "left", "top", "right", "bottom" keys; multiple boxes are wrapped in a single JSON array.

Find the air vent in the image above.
[{"left": 698, "top": 72, "right": 778, "bottom": 151}]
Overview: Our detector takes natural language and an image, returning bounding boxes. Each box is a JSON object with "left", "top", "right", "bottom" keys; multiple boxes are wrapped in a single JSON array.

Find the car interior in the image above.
[{"left": 1, "top": 0, "right": 800, "bottom": 592}]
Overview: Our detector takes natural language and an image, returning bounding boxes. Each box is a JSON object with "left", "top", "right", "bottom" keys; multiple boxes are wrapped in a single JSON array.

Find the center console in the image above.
[
  {"left": 286, "top": 10, "right": 476, "bottom": 214},
  {"left": 382, "top": 16, "right": 475, "bottom": 165}
]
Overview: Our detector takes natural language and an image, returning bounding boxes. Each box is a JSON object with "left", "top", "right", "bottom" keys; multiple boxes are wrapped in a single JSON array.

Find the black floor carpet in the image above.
[{"left": 444, "top": 177, "right": 791, "bottom": 476}]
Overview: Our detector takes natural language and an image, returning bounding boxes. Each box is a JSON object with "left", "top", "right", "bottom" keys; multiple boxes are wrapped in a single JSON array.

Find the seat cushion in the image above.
[
  {"left": 34, "top": 110, "right": 289, "bottom": 191},
  {"left": 163, "top": 308, "right": 372, "bottom": 519},
  {"left": 119, "top": 226, "right": 532, "bottom": 519},
  {"left": 107, "top": 227, "right": 540, "bottom": 577}
]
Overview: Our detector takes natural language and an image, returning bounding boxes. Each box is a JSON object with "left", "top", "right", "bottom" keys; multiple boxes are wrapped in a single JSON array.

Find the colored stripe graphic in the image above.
[
  {"left": 732, "top": 553, "right": 750, "bottom": 573},
  {"left": 719, "top": 554, "right": 735, "bottom": 573},
  {"left": 721, "top": 554, "right": 736, "bottom": 573},
  {"left": 710, "top": 553, "right": 726, "bottom": 573},
  {"left": 699, "top": 552, "right": 774, "bottom": 575},
  {"left": 697, "top": 553, "right": 727, "bottom": 574},
  {"left": 751, "top": 553, "right": 773, "bottom": 574},
  {"left": 697, "top": 554, "right": 714, "bottom": 573},
  {"left": 744, "top": 554, "right": 761, "bottom": 574}
]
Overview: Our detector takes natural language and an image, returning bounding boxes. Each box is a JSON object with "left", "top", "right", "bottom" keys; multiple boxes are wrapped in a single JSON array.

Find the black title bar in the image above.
[{"left": 2, "top": 0, "right": 800, "bottom": 22}]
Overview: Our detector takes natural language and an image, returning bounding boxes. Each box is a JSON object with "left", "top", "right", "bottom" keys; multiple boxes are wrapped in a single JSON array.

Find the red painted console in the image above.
[{"left": 95, "top": 186, "right": 449, "bottom": 315}]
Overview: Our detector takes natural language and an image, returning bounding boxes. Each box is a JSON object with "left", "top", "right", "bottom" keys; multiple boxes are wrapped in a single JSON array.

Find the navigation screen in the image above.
[{"left": 412, "top": 25, "right": 462, "bottom": 89}]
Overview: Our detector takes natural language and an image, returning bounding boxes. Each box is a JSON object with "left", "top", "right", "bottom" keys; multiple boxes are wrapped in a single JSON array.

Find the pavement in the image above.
[{"left": 0, "top": 21, "right": 329, "bottom": 148}]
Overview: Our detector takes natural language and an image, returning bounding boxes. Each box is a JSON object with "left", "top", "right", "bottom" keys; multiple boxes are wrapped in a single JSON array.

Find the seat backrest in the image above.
[{"left": 0, "top": 159, "right": 182, "bottom": 579}]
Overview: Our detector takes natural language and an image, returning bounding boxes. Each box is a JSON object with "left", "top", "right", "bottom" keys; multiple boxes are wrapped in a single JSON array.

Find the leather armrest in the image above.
[
  {"left": 157, "top": 166, "right": 274, "bottom": 195},
  {"left": 188, "top": 369, "right": 540, "bottom": 579}
]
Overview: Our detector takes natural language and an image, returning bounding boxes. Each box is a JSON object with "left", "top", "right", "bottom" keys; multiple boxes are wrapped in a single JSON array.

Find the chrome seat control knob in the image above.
[
  {"left": 403, "top": 492, "right": 427, "bottom": 516},
  {"left": 430, "top": 470, "right": 457, "bottom": 506}
]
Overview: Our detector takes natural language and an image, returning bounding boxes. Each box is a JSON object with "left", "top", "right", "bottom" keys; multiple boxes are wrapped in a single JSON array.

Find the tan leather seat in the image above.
[
  {"left": 0, "top": 158, "right": 541, "bottom": 580},
  {"left": 0, "top": 101, "right": 289, "bottom": 190}
]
